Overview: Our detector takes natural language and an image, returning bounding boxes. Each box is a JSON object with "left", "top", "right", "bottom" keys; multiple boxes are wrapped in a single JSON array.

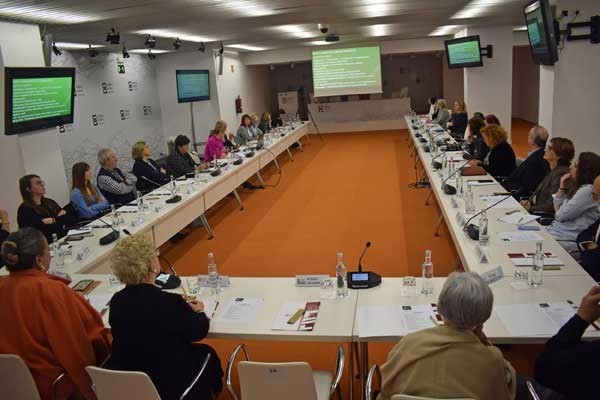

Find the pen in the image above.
[
  {"left": 506, "top": 210, "right": 519, "bottom": 215},
  {"left": 517, "top": 216, "right": 524, "bottom": 224}
]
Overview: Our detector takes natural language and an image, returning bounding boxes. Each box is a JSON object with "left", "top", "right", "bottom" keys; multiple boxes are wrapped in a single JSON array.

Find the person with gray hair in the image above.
[
  {"left": 379, "top": 272, "right": 516, "bottom": 400},
  {"left": 96, "top": 148, "right": 137, "bottom": 205}
]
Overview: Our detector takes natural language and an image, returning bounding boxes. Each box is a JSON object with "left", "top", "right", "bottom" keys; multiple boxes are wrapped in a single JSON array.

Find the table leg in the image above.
[
  {"left": 232, "top": 189, "right": 244, "bottom": 211},
  {"left": 199, "top": 213, "right": 214, "bottom": 239},
  {"left": 424, "top": 188, "right": 433, "bottom": 206},
  {"left": 434, "top": 214, "right": 444, "bottom": 237},
  {"left": 359, "top": 342, "right": 368, "bottom": 400},
  {"left": 348, "top": 342, "right": 354, "bottom": 400},
  {"left": 255, "top": 172, "right": 266, "bottom": 188},
  {"left": 286, "top": 148, "right": 295, "bottom": 161},
  {"left": 296, "top": 140, "right": 304, "bottom": 151},
  {"left": 303, "top": 133, "right": 311, "bottom": 144}
]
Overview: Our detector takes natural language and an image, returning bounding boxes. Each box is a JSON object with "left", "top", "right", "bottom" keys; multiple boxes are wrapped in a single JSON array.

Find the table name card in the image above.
[
  {"left": 196, "top": 275, "right": 231, "bottom": 287},
  {"left": 481, "top": 266, "right": 504, "bottom": 285},
  {"left": 131, "top": 216, "right": 145, "bottom": 227},
  {"left": 451, "top": 198, "right": 459, "bottom": 209},
  {"left": 77, "top": 246, "right": 92, "bottom": 261},
  {"left": 475, "top": 244, "right": 490, "bottom": 263},
  {"left": 456, "top": 212, "right": 467, "bottom": 227},
  {"left": 295, "top": 274, "right": 330, "bottom": 287}
]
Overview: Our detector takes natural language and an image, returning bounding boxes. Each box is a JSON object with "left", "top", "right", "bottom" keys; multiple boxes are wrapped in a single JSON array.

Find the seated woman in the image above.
[
  {"left": 431, "top": 99, "right": 450, "bottom": 128},
  {"left": 249, "top": 113, "right": 264, "bottom": 135},
  {"left": 485, "top": 114, "right": 501, "bottom": 126},
  {"left": 447, "top": 99, "right": 468, "bottom": 137},
  {"left": 258, "top": 112, "right": 272, "bottom": 133},
  {"left": 235, "top": 114, "right": 257, "bottom": 146},
  {"left": 17, "top": 174, "right": 75, "bottom": 241},
  {"left": 469, "top": 124, "right": 516, "bottom": 178},
  {"left": 465, "top": 116, "right": 489, "bottom": 161},
  {"left": 522, "top": 137, "right": 574, "bottom": 215},
  {"left": 205, "top": 120, "right": 228, "bottom": 163},
  {"left": 96, "top": 148, "right": 137, "bottom": 205},
  {"left": 70, "top": 162, "right": 109, "bottom": 219},
  {"left": 107, "top": 235, "right": 223, "bottom": 399},
  {"left": 548, "top": 152, "right": 600, "bottom": 251},
  {"left": 166, "top": 135, "right": 205, "bottom": 178},
  {"left": 380, "top": 272, "right": 516, "bottom": 400},
  {"left": 0, "top": 228, "right": 111, "bottom": 399},
  {"left": 427, "top": 97, "right": 437, "bottom": 119},
  {"left": 271, "top": 111, "right": 284, "bottom": 127},
  {"left": 131, "top": 141, "right": 169, "bottom": 193}
]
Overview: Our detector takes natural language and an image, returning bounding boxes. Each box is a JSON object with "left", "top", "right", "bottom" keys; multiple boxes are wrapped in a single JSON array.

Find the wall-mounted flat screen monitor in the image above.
[
  {"left": 444, "top": 36, "right": 484, "bottom": 69},
  {"left": 176, "top": 69, "right": 210, "bottom": 103},
  {"left": 4, "top": 67, "right": 75, "bottom": 135},
  {"left": 524, "top": 0, "right": 559, "bottom": 65}
]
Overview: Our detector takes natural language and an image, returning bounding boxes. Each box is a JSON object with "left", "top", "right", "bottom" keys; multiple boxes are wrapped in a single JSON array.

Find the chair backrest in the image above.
[
  {"left": 391, "top": 395, "right": 474, "bottom": 400},
  {"left": 238, "top": 361, "right": 317, "bottom": 400},
  {"left": 85, "top": 366, "right": 161, "bottom": 400},
  {"left": 0, "top": 354, "right": 41, "bottom": 400}
]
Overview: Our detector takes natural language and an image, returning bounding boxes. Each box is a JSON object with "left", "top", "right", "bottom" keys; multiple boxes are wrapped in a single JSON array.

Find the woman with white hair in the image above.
[
  {"left": 380, "top": 272, "right": 516, "bottom": 400},
  {"left": 96, "top": 148, "right": 137, "bottom": 205}
]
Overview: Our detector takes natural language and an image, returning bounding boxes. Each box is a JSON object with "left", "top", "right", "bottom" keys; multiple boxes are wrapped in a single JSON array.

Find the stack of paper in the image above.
[
  {"left": 356, "top": 305, "right": 436, "bottom": 338},
  {"left": 214, "top": 297, "right": 264, "bottom": 324},
  {"left": 498, "top": 212, "right": 540, "bottom": 225},
  {"left": 272, "top": 301, "right": 320, "bottom": 331},
  {"left": 494, "top": 302, "right": 589, "bottom": 336},
  {"left": 498, "top": 231, "right": 544, "bottom": 242}
]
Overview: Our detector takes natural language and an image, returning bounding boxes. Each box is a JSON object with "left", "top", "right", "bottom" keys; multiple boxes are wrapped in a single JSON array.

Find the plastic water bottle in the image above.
[
  {"left": 207, "top": 252, "right": 220, "bottom": 295},
  {"left": 170, "top": 175, "right": 177, "bottom": 194},
  {"left": 478, "top": 209, "right": 489, "bottom": 246},
  {"left": 336, "top": 252, "right": 348, "bottom": 298},
  {"left": 421, "top": 250, "right": 434, "bottom": 295},
  {"left": 456, "top": 174, "right": 464, "bottom": 196},
  {"left": 136, "top": 191, "right": 143, "bottom": 212},
  {"left": 529, "top": 242, "right": 544, "bottom": 288},
  {"left": 464, "top": 185, "right": 475, "bottom": 214}
]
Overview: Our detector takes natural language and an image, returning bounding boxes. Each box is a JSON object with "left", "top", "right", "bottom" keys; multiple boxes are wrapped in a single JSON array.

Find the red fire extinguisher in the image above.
[{"left": 235, "top": 95, "right": 242, "bottom": 114}]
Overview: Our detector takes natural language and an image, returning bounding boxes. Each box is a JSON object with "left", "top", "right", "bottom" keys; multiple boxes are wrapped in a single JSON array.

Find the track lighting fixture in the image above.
[
  {"left": 198, "top": 42, "right": 206, "bottom": 52},
  {"left": 173, "top": 37, "right": 182, "bottom": 50},
  {"left": 88, "top": 44, "right": 98, "bottom": 57},
  {"left": 147, "top": 49, "right": 156, "bottom": 60},
  {"left": 122, "top": 46, "right": 130, "bottom": 58},
  {"left": 106, "top": 27, "right": 120, "bottom": 44},
  {"left": 52, "top": 41, "right": 62, "bottom": 56},
  {"left": 145, "top": 35, "right": 156, "bottom": 48}
]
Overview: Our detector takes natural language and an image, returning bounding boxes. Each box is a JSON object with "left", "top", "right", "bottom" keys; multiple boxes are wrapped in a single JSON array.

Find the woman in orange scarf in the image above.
[{"left": 0, "top": 228, "right": 111, "bottom": 399}]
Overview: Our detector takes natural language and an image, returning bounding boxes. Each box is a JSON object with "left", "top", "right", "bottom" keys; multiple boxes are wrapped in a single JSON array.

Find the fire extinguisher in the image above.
[{"left": 235, "top": 95, "right": 242, "bottom": 114}]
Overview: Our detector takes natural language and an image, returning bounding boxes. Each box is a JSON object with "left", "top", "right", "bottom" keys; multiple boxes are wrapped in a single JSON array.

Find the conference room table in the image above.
[{"left": 26, "top": 121, "right": 311, "bottom": 276}]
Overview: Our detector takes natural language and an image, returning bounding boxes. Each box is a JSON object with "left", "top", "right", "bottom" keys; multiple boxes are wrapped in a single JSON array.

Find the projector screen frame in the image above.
[
  {"left": 4, "top": 67, "right": 76, "bottom": 135},
  {"left": 523, "top": 0, "right": 559, "bottom": 66},
  {"left": 311, "top": 45, "right": 383, "bottom": 97},
  {"left": 175, "top": 69, "right": 210, "bottom": 103},
  {"left": 444, "top": 35, "right": 484, "bottom": 69}
]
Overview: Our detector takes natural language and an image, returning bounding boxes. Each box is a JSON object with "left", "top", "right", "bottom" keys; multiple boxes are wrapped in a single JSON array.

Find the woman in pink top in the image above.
[{"left": 204, "top": 120, "right": 228, "bottom": 162}]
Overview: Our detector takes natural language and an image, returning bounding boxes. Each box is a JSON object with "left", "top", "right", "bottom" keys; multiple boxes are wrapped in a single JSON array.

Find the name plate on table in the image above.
[
  {"left": 154, "top": 204, "right": 166, "bottom": 213},
  {"left": 77, "top": 246, "right": 92, "bottom": 261},
  {"left": 475, "top": 244, "right": 490, "bottom": 263},
  {"left": 131, "top": 216, "right": 145, "bottom": 227},
  {"left": 196, "top": 275, "right": 231, "bottom": 287},
  {"left": 455, "top": 212, "right": 467, "bottom": 227},
  {"left": 481, "top": 266, "right": 504, "bottom": 285},
  {"left": 295, "top": 274, "right": 329, "bottom": 287},
  {"left": 451, "top": 197, "right": 459, "bottom": 209}
]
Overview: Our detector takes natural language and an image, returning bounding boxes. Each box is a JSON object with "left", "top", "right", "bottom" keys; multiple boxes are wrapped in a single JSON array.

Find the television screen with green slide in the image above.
[
  {"left": 312, "top": 46, "right": 382, "bottom": 97},
  {"left": 5, "top": 67, "right": 75, "bottom": 135},
  {"left": 444, "top": 35, "right": 483, "bottom": 69}
]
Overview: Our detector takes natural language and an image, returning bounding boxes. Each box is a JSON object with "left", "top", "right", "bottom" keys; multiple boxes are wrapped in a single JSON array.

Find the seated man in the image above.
[
  {"left": 503, "top": 125, "right": 550, "bottom": 197},
  {"left": 96, "top": 148, "right": 137, "bottom": 205},
  {"left": 166, "top": 135, "right": 204, "bottom": 178},
  {"left": 380, "top": 272, "right": 516, "bottom": 400},
  {"left": 576, "top": 175, "right": 600, "bottom": 281},
  {"left": 534, "top": 286, "right": 600, "bottom": 399}
]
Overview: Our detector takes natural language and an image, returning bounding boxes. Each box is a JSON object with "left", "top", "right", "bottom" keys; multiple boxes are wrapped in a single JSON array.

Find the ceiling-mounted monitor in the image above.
[
  {"left": 524, "top": 0, "right": 559, "bottom": 65},
  {"left": 444, "top": 35, "right": 483, "bottom": 69},
  {"left": 4, "top": 67, "right": 75, "bottom": 135},
  {"left": 176, "top": 69, "right": 210, "bottom": 103}
]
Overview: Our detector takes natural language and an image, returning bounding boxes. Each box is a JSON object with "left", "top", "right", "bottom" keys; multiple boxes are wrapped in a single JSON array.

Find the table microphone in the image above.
[
  {"left": 141, "top": 176, "right": 181, "bottom": 203},
  {"left": 347, "top": 241, "right": 381, "bottom": 289},
  {"left": 430, "top": 152, "right": 445, "bottom": 169},
  {"left": 96, "top": 216, "right": 121, "bottom": 245},
  {"left": 440, "top": 159, "right": 471, "bottom": 195},
  {"left": 462, "top": 193, "right": 514, "bottom": 240}
]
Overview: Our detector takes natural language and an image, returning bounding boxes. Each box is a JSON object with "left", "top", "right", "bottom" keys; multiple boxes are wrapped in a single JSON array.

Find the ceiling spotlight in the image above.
[
  {"left": 122, "top": 46, "right": 130, "bottom": 58},
  {"left": 106, "top": 28, "right": 120, "bottom": 44},
  {"left": 145, "top": 35, "right": 156, "bottom": 48},
  {"left": 290, "top": 62, "right": 295, "bottom": 68},
  {"left": 269, "top": 64, "right": 275, "bottom": 71},
  {"left": 88, "top": 44, "right": 98, "bottom": 57},
  {"left": 147, "top": 49, "right": 156, "bottom": 60},
  {"left": 219, "top": 42, "right": 224, "bottom": 55},
  {"left": 52, "top": 41, "right": 62, "bottom": 56},
  {"left": 173, "top": 37, "right": 182, "bottom": 50},
  {"left": 198, "top": 42, "right": 206, "bottom": 52}
]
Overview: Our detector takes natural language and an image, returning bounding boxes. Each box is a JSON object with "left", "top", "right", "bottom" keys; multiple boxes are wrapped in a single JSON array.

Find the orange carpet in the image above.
[{"left": 159, "top": 119, "right": 537, "bottom": 398}]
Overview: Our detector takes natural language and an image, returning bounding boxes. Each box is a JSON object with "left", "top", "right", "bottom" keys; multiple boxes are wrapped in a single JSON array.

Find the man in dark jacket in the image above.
[
  {"left": 166, "top": 135, "right": 203, "bottom": 178},
  {"left": 503, "top": 125, "right": 550, "bottom": 197}
]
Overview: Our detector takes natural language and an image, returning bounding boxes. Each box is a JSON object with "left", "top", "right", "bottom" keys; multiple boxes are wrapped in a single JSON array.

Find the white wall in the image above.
[
  {"left": 463, "top": 26, "right": 514, "bottom": 137},
  {"left": 215, "top": 52, "right": 271, "bottom": 130},
  {"left": 156, "top": 51, "right": 221, "bottom": 148},
  {"left": 551, "top": 0, "right": 600, "bottom": 154},
  {"left": 0, "top": 21, "right": 69, "bottom": 226},
  {"left": 538, "top": 65, "right": 555, "bottom": 134}
]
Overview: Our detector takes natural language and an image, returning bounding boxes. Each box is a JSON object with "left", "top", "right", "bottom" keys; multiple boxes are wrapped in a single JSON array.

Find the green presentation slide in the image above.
[
  {"left": 312, "top": 46, "right": 382, "bottom": 97},
  {"left": 12, "top": 77, "right": 72, "bottom": 123},
  {"left": 527, "top": 19, "right": 542, "bottom": 46},
  {"left": 447, "top": 41, "right": 481, "bottom": 65},
  {"left": 177, "top": 73, "right": 209, "bottom": 99}
]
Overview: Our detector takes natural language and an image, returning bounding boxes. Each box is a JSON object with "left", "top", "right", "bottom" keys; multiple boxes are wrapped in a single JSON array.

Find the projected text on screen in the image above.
[
  {"left": 312, "top": 46, "right": 382, "bottom": 97},
  {"left": 12, "top": 77, "right": 72, "bottom": 123},
  {"left": 447, "top": 41, "right": 481, "bottom": 65}
]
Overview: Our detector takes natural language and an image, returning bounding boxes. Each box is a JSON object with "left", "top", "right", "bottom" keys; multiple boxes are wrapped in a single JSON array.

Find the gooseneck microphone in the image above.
[
  {"left": 141, "top": 176, "right": 181, "bottom": 204},
  {"left": 462, "top": 193, "right": 514, "bottom": 240},
  {"left": 97, "top": 216, "right": 120, "bottom": 245},
  {"left": 357, "top": 241, "right": 371, "bottom": 272},
  {"left": 440, "top": 159, "right": 471, "bottom": 195}
]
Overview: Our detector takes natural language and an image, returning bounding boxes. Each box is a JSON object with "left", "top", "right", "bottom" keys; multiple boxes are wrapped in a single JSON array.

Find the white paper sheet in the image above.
[
  {"left": 356, "top": 305, "right": 435, "bottom": 338},
  {"left": 272, "top": 301, "right": 305, "bottom": 331},
  {"left": 174, "top": 179, "right": 194, "bottom": 186},
  {"left": 498, "top": 212, "right": 540, "bottom": 225},
  {"left": 498, "top": 231, "right": 544, "bottom": 242},
  {"left": 480, "top": 195, "right": 520, "bottom": 209},
  {"left": 116, "top": 205, "right": 139, "bottom": 213},
  {"left": 468, "top": 181, "right": 497, "bottom": 186},
  {"left": 214, "top": 297, "right": 264, "bottom": 324},
  {"left": 67, "top": 227, "right": 92, "bottom": 236},
  {"left": 495, "top": 302, "right": 579, "bottom": 336},
  {"left": 200, "top": 299, "right": 219, "bottom": 318},
  {"left": 150, "top": 188, "right": 173, "bottom": 196}
]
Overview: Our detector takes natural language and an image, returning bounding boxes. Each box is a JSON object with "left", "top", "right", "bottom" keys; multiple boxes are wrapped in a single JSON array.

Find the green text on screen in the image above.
[
  {"left": 447, "top": 41, "right": 481, "bottom": 65},
  {"left": 177, "top": 73, "right": 209, "bottom": 100},
  {"left": 12, "top": 77, "right": 72, "bottom": 123},
  {"left": 312, "top": 46, "right": 382, "bottom": 97}
]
